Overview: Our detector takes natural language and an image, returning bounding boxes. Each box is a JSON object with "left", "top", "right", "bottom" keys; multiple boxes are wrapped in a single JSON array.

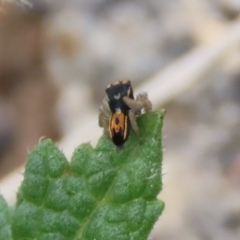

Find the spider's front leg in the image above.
[
  {"left": 128, "top": 109, "right": 139, "bottom": 135},
  {"left": 128, "top": 109, "right": 144, "bottom": 144},
  {"left": 123, "top": 93, "right": 152, "bottom": 143},
  {"left": 123, "top": 96, "right": 142, "bottom": 115},
  {"left": 123, "top": 92, "right": 152, "bottom": 114},
  {"left": 98, "top": 97, "right": 111, "bottom": 139},
  {"left": 135, "top": 92, "right": 152, "bottom": 113}
]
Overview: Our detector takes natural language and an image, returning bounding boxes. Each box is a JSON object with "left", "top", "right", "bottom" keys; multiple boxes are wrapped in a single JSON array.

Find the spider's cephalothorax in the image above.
[{"left": 99, "top": 79, "right": 152, "bottom": 148}]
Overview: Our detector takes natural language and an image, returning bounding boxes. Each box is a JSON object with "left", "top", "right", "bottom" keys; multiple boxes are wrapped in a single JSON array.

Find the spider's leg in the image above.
[
  {"left": 123, "top": 96, "right": 143, "bottom": 114},
  {"left": 99, "top": 97, "right": 111, "bottom": 139},
  {"left": 136, "top": 92, "right": 152, "bottom": 112},
  {"left": 128, "top": 110, "right": 143, "bottom": 144}
]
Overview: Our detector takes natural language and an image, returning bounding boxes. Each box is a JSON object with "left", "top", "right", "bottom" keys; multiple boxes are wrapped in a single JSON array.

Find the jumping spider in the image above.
[{"left": 98, "top": 79, "right": 152, "bottom": 148}]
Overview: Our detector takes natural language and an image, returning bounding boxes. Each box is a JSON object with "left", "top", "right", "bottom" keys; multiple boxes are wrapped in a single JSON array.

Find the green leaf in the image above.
[
  {"left": 0, "top": 194, "right": 12, "bottom": 240},
  {"left": 12, "top": 110, "right": 165, "bottom": 240}
]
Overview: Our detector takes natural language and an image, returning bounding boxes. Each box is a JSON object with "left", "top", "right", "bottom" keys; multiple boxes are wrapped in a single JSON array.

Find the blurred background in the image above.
[{"left": 0, "top": 0, "right": 240, "bottom": 239}]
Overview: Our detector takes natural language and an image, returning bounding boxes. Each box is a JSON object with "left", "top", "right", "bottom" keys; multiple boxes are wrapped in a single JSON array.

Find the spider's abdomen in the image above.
[{"left": 109, "top": 111, "right": 130, "bottom": 146}]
